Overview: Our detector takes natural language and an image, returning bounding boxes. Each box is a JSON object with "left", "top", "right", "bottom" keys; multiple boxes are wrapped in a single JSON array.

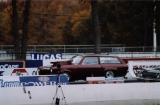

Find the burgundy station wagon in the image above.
[{"left": 38, "top": 54, "right": 128, "bottom": 81}]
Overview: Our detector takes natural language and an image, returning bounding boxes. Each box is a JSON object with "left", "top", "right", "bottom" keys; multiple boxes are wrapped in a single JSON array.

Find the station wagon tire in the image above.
[
  {"left": 62, "top": 72, "right": 70, "bottom": 81},
  {"left": 105, "top": 70, "right": 114, "bottom": 78}
]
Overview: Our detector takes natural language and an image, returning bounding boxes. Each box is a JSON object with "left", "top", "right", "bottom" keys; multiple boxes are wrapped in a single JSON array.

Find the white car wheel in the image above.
[
  {"left": 105, "top": 71, "right": 114, "bottom": 78},
  {"left": 137, "top": 72, "right": 143, "bottom": 77},
  {"left": 156, "top": 73, "right": 160, "bottom": 79},
  {"left": 62, "top": 72, "right": 70, "bottom": 81}
]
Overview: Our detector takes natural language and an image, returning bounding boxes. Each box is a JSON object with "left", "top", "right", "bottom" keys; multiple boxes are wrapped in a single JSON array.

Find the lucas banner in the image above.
[{"left": 30, "top": 53, "right": 62, "bottom": 60}]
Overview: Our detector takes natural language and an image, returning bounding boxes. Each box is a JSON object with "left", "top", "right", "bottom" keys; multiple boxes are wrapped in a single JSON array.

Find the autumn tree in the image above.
[
  {"left": 29, "top": 0, "right": 56, "bottom": 44},
  {"left": 0, "top": 1, "right": 8, "bottom": 44},
  {"left": 62, "top": 1, "right": 92, "bottom": 45},
  {"left": 70, "top": 9, "right": 93, "bottom": 44},
  {"left": 12, "top": 0, "right": 21, "bottom": 59},
  {"left": 79, "top": 0, "right": 101, "bottom": 54},
  {"left": 91, "top": 0, "right": 101, "bottom": 53},
  {"left": 28, "top": 0, "right": 70, "bottom": 45},
  {"left": 98, "top": 1, "right": 112, "bottom": 45},
  {"left": 11, "top": 0, "right": 31, "bottom": 60},
  {"left": 1, "top": 0, "right": 160, "bottom": 52},
  {"left": 0, "top": 1, "right": 13, "bottom": 45},
  {"left": 103, "top": 1, "right": 154, "bottom": 47},
  {"left": 62, "top": 20, "right": 75, "bottom": 45},
  {"left": 155, "top": 1, "right": 160, "bottom": 46},
  {"left": 21, "top": 0, "right": 31, "bottom": 60}
]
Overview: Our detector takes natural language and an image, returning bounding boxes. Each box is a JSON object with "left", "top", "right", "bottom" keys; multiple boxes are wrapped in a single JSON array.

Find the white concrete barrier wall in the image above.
[{"left": 0, "top": 83, "right": 160, "bottom": 105}]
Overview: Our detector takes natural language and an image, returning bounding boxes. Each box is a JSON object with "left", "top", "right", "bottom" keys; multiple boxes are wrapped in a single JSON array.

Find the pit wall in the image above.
[{"left": 0, "top": 83, "right": 160, "bottom": 105}]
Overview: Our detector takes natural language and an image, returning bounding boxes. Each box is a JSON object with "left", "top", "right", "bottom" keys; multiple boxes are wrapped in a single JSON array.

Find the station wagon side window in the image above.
[
  {"left": 82, "top": 57, "right": 98, "bottom": 65},
  {"left": 100, "top": 57, "right": 121, "bottom": 64}
]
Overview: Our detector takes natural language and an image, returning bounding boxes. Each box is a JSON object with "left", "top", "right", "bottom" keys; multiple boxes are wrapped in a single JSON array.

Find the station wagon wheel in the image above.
[
  {"left": 105, "top": 70, "right": 114, "bottom": 78},
  {"left": 62, "top": 72, "right": 70, "bottom": 81}
]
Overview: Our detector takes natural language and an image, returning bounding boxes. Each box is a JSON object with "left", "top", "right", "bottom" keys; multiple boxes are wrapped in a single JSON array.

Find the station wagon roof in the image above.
[{"left": 78, "top": 54, "right": 119, "bottom": 57}]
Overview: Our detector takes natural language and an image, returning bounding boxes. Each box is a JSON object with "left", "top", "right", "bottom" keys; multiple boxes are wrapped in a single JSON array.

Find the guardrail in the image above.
[
  {"left": 0, "top": 45, "right": 160, "bottom": 60},
  {"left": 0, "top": 45, "right": 160, "bottom": 53}
]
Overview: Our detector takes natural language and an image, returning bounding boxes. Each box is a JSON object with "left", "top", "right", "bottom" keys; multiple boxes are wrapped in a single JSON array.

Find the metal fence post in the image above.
[{"left": 64, "top": 45, "right": 65, "bottom": 53}]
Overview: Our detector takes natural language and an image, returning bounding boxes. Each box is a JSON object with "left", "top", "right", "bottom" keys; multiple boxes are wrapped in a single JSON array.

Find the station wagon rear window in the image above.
[{"left": 100, "top": 57, "right": 121, "bottom": 64}]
